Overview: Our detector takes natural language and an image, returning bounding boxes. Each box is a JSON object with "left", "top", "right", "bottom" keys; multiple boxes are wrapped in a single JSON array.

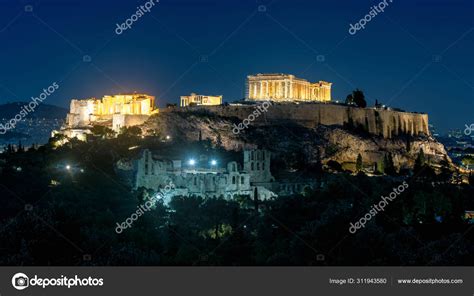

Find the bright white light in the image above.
[
  {"left": 166, "top": 135, "right": 171, "bottom": 140},
  {"left": 188, "top": 159, "right": 196, "bottom": 166},
  {"left": 66, "top": 165, "right": 71, "bottom": 170},
  {"left": 210, "top": 159, "right": 217, "bottom": 166}
]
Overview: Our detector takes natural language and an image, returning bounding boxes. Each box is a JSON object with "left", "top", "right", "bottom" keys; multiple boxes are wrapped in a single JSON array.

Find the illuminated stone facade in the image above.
[
  {"left": 66, "top": 94, "right": 155, "bottom": 127},
  {"left": 130, "top": 148, "right": 315, "bottom": 201},
  {"left": 67, "top": 94, "right": 155, "bottom": 126},
  {"left": 180, "top": 93, "right": 222, "bottom": 107},
  {"left": 56, "top": 94, "right": 157, "bottom": 140},
  {"left": 246, "top": 73, "right": 332, "bottom": 102},
  {"left": 134, "top": 149, "right": 276, "bottom": 200}
]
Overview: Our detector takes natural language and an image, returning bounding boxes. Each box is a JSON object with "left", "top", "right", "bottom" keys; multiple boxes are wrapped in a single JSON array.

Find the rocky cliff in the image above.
[
  {"left": 172, "top": 103, "right": 430, "bottom": 139},
  {"left": 140, "top": 107, "right": 450, "bottom": 173}
]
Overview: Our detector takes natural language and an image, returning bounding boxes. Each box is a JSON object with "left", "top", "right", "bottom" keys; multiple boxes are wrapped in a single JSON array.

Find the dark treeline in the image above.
[{"left": 0, "top": 137, "right": 473, "bottom": 266}]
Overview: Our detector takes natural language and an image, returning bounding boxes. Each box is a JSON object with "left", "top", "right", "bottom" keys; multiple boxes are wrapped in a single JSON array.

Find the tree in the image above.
[
  {"left": 216, "top": 134, "right": 222, "bottom": 147},
  {"left": 376, "top": 160, "right": 384, "bottom": 174},
  {"left": 345, "top": 94, "right": 353, "bottom": 105},
  {"left": 120, "top": 126, "right": 142, "bottom": 137},
  {"left": 438, "top": 155, "right": 452, "bottom": 181},
  {"left": 91, "top": 125, "right": 114, "bottom": 139},
  {"left": 406, "top": 136, "right": 411, "bottom": 152},
  {"left": 17, "top": 141, "right": 24, "bottom": 153},
  {"left": 327, "top": 160, "right": 343, "bottom": 172},
  {"left": 311, "top": 149, "right": 324, "bottom": 176},
  {"left": 200, "top": 198, "right": 233, "bottom": 240},
  {"left": 356, "top": 154, "right": 363, "bottom": 172},
  {"left": 414, "top": 149, "right": 425, "bottom": 173},
  {"left": 6, "top": 143, "right": 14, "bottom": 153},
  {"left": 375, "top": 99, "right": 382, "bottom": 108},
  {"left": 384, "top": 153, "right": 396, "bottom": 175},
  {"left": 48, "top": 133, "right": 67, "bottom": 148},
  {"left": 345, "top": 89, "right": 367, "bottom": 108}
]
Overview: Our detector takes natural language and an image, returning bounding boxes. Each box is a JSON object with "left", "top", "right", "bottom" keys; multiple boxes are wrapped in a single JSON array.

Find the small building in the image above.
[{"left": 180, "top": 93, "right": 222, "bottom": 107}]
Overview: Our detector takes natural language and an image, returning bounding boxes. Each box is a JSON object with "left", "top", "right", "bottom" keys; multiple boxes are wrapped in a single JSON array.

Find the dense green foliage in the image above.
[
  {"left": 345, "top": 89, "right": 367, "bottom": 108},
  {"left": 0, "top": 138, "right": 473, "bottom": 266}
]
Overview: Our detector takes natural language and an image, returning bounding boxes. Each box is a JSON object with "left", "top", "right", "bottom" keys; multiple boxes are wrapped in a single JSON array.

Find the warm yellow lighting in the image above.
[
  {"left": 180, "top": 93, "right": 222, "bottom": 107},
  {"left": 67, "top": 93, "right": 157, "bottom": 129},
  {"left": 247, "top": 73, "right": 332, "bottom": 102}
]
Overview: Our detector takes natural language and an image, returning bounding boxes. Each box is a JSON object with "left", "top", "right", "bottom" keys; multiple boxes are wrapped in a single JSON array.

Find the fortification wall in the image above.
[
  {"left": 113, "top": 114, "right": 150, "bottom": 132},
  {"left": 170, "top": 103, "right": 429, "bottom": 138}
]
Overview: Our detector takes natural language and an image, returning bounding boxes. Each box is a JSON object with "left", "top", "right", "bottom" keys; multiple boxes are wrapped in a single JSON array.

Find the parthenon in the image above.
[{"left": 246, "top": 73, "right": 332, "bottom": 102}]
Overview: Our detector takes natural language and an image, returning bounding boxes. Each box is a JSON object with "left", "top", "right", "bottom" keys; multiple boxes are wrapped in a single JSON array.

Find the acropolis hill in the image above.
[
  {"left": 175, "top": 73, "right": 429, "bottom": 139},
  {"left": 174, "top": 103, "right": 429, "bottom": 139},
  {"left": 52, "top": 72, "right": 449, "bottom": 173},
  {"left": 145, "top": 104, "right": 447, "bottom": 173},
  {"left": 58, "top": 73, "right": 430, "bottom": 140}
]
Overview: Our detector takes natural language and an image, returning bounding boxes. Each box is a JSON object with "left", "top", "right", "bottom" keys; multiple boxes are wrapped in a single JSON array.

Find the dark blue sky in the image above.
[{"left": 0, "top": 0, "right": 472, "bottom": 133}]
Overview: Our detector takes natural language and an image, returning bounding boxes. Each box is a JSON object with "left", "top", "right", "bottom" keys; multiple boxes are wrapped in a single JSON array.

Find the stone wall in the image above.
[
  {"left": 170, "top": 103, "right": 429, "bottom": 138},
  {"left": 112, "top": 114, "right": 150, "bottom": 132}
]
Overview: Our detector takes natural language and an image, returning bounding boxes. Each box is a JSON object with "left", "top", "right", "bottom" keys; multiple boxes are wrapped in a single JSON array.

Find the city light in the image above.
[
  {"left": 66, "top": 165, "right": 71, "bottom": 170},
  {"left": 210, "top": 159, "right": 217, "bottom": 166},
  {"left": 166, "top": 135, "right": 171, "bottom": 140},
  {"left": 188, "top": 159, "right": 196, "bottom": 166}
]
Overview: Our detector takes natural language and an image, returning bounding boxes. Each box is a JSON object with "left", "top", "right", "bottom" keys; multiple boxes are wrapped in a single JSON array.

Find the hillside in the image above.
[
  {"left": 0, "top": 102, "right": 67, "bottom": 145},
  {"left": 141, "top": 109, "right": 451, "bottom": 173},
  {"left": 0, "top": 102, "right": 67, "bottom": 119}
]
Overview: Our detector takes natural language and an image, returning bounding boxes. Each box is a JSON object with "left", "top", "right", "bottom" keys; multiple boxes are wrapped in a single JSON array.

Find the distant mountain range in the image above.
[
  {"left": 0, "top": 131, "right": 29, "bottom": 140},
  {"left": 0, "top": 102, "right": 68, "bottom": 120},
  {"left": 0, "top": 102, "right": 67, "bottom": 145}
]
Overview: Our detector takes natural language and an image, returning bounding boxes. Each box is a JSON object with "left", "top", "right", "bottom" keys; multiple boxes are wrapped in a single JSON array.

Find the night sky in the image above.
[{"left": 0, "top": 0, "right": 472, "bottom": 133}]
